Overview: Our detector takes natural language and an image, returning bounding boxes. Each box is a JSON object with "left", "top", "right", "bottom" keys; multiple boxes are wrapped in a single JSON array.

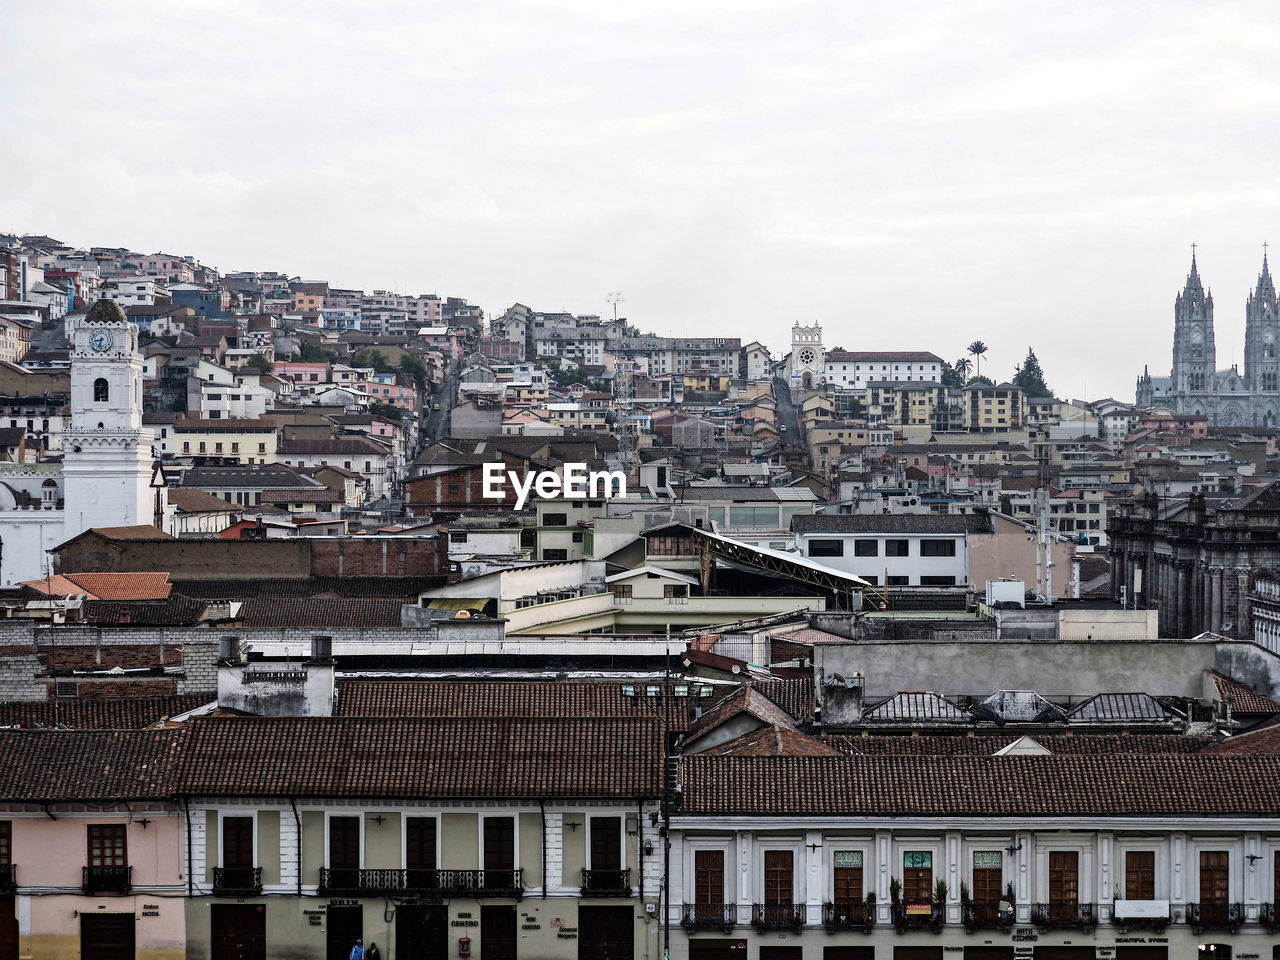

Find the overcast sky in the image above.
[{"left": 3, "top": 0, "right": 1279, "bottom": 400}]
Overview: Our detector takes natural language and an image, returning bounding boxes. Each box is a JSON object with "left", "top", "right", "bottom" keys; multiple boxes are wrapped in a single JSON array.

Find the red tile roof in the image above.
[
  {"left": 829, "top": 733, "right": 1211, "bottom": 756},
  {"left": 65, "top": 572, "right": 172, "bottom": 601},
  {"left": 1211, "top": 672, "right": 1280, "bottom": 715},
  {"left": 178, "top": 716, "right": 663, "bottom": 799},
  {"left": 0, "top": 729, "right": 184, "bottom": 801},
  {"left": 700, "top": 725, "right": 841, "bottom": 757},
  {"left": 680, "top": 755, "right": 1280, "bottom": 816},
  {"left": 0, "top": 695, "right": 211, "bottom": 730}
]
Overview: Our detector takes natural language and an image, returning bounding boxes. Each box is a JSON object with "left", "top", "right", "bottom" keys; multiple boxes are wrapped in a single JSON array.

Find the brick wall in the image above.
[
  {"left": 53, "top": 678, "right": 178, "bottom": 699},
  {"left": 403, "top": 456, "right": 529, "bottom": 516}
]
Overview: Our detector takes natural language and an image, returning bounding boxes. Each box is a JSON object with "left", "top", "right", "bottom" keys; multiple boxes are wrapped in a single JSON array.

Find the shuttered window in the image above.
[
  {"left": 903, "top": 851, "right": 932, "bottom": 900},
  {"left": 833, "top": 851, "right": 863, "bottom": 903},
  {"left": 222, "top": 817, "right": 253, "bottom": 869},
  {"left": 406, "top": 818, "right": 437, "bottom": 870},
  {"left": 329, "top": 817, "right": 359, "bottom": 870},
  {"left": 1199, "top": 851, "right": 1229, "bottom": 904},
  {"left": 764, "top": 851, "right": 794, "bottom": 905},
  {"left": 1048, "top": 851, "right": 1077, "bottom": 903},
  {"left": 694, "top": 850, "right": 724, "bottom": 905},
  {"left": 88, "top": 824, "right": 127, "bottom": 868},
  {"left": 972, "top": 851, "right": 1003, "bottom": 901},
  {"left": 484, "top": 817, "right": 515, "bottom": 872}
]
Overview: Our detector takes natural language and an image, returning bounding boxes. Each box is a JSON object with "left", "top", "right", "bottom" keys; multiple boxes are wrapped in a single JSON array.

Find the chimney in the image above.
[{"left": 821, "top": 671, "right": 865, "bottom": 727}]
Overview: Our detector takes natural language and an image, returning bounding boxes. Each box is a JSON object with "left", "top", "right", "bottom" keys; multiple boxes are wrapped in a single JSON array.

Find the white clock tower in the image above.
[{"left": 62, "top": 299, "right": 161, "bottom": 536}]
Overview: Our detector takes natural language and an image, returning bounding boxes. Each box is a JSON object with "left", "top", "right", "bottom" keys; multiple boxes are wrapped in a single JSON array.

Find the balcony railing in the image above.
[
  {"left": 681, "top": 902, "right": 735, "bottom": 933},
  {"left": 319, "top": 868, "right": 523, "bottom": 899},
  {"left": 891, "top": 900, "right": 943, "bottom": 933},
  {"left": 83, "top": 865, "right": 132, "bottom": 895},
  {"left": 213, "top": 866, "right": 262, "bottom": 896},
  {"left": 1189, "top": 902, "right": 1243, "bottom": 934},
  {"left": 753, "top": 902, "right": 804, "bottom": 932},
  {"left": 1031, "top": 902, "right": 1095, "bottom": 933},
  {"left": 581, "top": 868, "right": 632, "bottom": 897},
  {"left": 822, "top": 900, "right": 874, "bottom": 934},
  {"left": 963, "top": 899, "right": 1014, "bottom": 933},
  {"left": 1262, "top": 903, "right": 1279, "bottom": 933},
  {"left": 0, "top": 864, "right": 14, "bottom": 895}
]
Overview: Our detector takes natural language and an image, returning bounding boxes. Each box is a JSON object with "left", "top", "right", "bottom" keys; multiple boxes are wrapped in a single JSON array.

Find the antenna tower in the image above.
[{"left": 614, "top": 358, "right": 638, "bottom": 479}]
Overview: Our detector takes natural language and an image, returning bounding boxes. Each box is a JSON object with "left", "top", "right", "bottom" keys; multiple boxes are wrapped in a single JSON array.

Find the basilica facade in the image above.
[{"left": 1137, "top": 251, "right": 1280, "bottom": 426}]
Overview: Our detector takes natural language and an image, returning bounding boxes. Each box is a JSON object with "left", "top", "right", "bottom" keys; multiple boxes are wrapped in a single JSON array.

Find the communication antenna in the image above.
[{"left": 607, "top": 291, "right": 624, "bottom": 323}]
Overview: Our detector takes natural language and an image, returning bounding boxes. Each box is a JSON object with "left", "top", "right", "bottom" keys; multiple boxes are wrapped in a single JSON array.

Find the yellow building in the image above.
[
  {"left": 174, "top": 417, "right": 280, "bottom": 463},
  {"left": 963, "top": 383, "right": 1025, "bottom": 431}
]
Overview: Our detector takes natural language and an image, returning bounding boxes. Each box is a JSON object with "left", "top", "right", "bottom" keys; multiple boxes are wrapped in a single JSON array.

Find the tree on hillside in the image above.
[
  {"left": 369, "top": 400, "right": 404, "bottom": 421},
  {"left": 965, "top": 375, "right": 994, "bottom": 387},
  {"left": 953, "top": 357, "right": 972, "bottom": 382},
  {"left": 967, "top": 340, "right": 988, "bottom": 380},
  {"left": 245, "top": 353, "right": 273, "bottom": 374},
  {"left": 352, "top": 348, "right": 390, "bottom": 370},
  {"left": 1012, "top": 347, "right": 1054, "bottom": 398},
  {"left": 297, "top": 340, "right": 337, "bottom": 363},
  {"left": 398, "top": 352, "right": 428, "bottom": 387}
]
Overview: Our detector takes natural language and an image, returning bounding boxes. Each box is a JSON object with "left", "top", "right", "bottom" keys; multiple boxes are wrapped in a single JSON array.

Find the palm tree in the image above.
[
  {"left": 954, "top": 357, "right": 972, "bottom": 382},
  {"left": 967, "top": 341, "right": 988, "bottom": 380}
]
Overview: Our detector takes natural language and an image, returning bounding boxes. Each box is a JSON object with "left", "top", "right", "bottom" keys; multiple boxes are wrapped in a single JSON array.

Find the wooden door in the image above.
[
  {"left": 759, "top": 949, "right": 801, "bottom": 960},
  {"left": 694, "top": 850, "right": 724, "bottom": 904},
  {"left": 1048, "top": 851, "right": 1078, "bottom": 903},
  {"left": 578, "top": 905, "right": 633, "bottom": 960},
  {"left": 823, "top": 949, "right": 874, "bottom": 960},
  {"left": 223, "top": 817, "right": 254, "bottom": 869},
  {"left": 0, "top": 897, "right": 15, "bottom": 960},
  {"left": 902, "top": 852, "right": 932, "bottom": 901},
  {"left": 832, "top": 852, "right": 862, "bottom": 905},
  {"left": 396, "top": 904, "right": 447, "bottom": 960},
  {"left": 406, "top": 817, "right": 438, "bottom": 889},
  {"left": 483, "top": 818, "right": 515, "bottom": 873},
  {"left": 480, "top": 905, "right": 517, "bottom": 960},
  {"left": 687, "top": 942, "right": 746, "bottom": 960},
  {"left": 325, "top": 905, "right": 363, "bottom": 960},
  {"left": 1199, "top": 851, "right": 1229, "bottom": 903},
  {"left": 329, "top": 817, "right": 360, "bottom": 870},
  {"left": 590, "top": 818, "right": 621, "bottom": 871},
  {"left": 764, "top": 851, "right": 793, "bottom": 904},
  {"left": 972, "top": 852, "right": 1002, "bottom": 902},
  {"left": 211, "top": 904, "right": 266, "bottom": 960},
  {"left": 1125, "top": 851, "right": 1154, "bottom": 900},
  {"left": 80, "top": 914, "right": 135, "bottom": 960}
]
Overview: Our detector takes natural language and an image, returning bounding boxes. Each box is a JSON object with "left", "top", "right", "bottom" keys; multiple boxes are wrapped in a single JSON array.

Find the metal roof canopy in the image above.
[{"left": 638, "top": 522, "right": 869, "bottom": 609}]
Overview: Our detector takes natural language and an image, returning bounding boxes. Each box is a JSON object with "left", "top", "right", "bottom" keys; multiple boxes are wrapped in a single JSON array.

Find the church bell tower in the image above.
[
  {"left": 1244, "top": 248, "right": 1279, "bottom": 394},
  {"left": 62, "top": 299, "right": 158, "bottom": 536},
  {"left": 1171, "top": 248, "right": 1215, "bottom": 406}
]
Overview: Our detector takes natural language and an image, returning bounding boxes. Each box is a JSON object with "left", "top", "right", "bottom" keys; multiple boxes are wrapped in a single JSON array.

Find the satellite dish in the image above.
[{"left": 1221, "top": 621, "right": 1234, "bottom": 633}]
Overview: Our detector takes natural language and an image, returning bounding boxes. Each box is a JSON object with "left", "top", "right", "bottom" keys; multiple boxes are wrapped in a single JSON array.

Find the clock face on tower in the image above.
[
  {"left": 798, "top": 348, "right": 816, "bottom": 366},
  {"left": 89, "top": 328, "right": 113, "bottom": 352},
  {"left": 1265, "top": 331, "right": 1275, "bottom": 345},
  {"left": 1190, "top": 325, "right": 1203, "bottom": 344}
]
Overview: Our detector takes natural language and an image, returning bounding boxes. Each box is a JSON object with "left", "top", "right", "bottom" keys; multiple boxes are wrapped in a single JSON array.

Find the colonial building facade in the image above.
[{"left": 1137, "top": 251, "right": 1280, "bottom": 426}]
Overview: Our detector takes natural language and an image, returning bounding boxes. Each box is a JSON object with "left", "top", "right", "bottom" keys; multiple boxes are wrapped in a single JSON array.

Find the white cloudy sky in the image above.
[{"left": 3, "top": 0, "right": 1279, "bottom": 400}]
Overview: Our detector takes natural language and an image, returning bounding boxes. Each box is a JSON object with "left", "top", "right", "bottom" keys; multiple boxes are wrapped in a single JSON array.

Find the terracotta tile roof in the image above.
[
  {"left": 260, "top": 487, "right": 344, "bottom": 504},
  {"left": 172, "top": 576, "right": 443, "bottom": 600},
  {"left": 754, "top": 678, "right": 815, "bottom": 721},
  {"left": 679, "top": 754, "right": 1280, "bottom": 817},
  {"left": 0, "top": 695, "right": 212, "bottom": 730},
  {"left": 178, "top": 716, "right": 662, "bottom": 799},
  {"left": 21, "top": 575, "right": 87, "bottom": 597},
  {"left": 0, "top": 729, "right": 184, "bottom": 802},
  {"left": 1211, "top": 672, "right": 1280, "bottom": 715},
  {"left": 64, "top": 573, "right": 172, "bottom": 601},
  {"left": 700, "top": 725, "right": 841, "bottom": 757},
  {"left": 166, "top": 487, "right": 238, "bottom": 513},
  {"left": 685, "top": 686, "right": 796, "bottom": 747},
  {"left": 82, "top": 594, "right": 211, "bottom": 626},
  {"left": 828, "top": 733, "right": 1212, "bottom": 756},
  {"left": 336, "top": 679, "right": 696, "bottom": 731},
  {"left": 87, "top": 525, "right": 176, "bottom": 541},
  {"left": 236, "top": 598, "right": 405, "bottom": 627},
  {"left": 1200, "top": 723, "right": 1280, "bottom": 755}
]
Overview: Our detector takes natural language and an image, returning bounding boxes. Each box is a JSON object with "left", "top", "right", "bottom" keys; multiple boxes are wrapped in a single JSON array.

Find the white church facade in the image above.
[
  {"left": 784, "top": 321, "right": 945, "bottom": 392},
  {"left": 0, "top": 300, "right": 173, "bottom": 586}
]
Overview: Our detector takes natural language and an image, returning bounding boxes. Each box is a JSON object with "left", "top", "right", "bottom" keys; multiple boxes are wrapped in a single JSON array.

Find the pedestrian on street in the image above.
[{"left": 350, "top": 939, "right": 364, "bottom": 960}]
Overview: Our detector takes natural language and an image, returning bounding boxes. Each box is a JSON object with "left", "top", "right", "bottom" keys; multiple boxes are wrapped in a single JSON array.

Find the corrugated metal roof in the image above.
[
  {"left": 1067, "top": 693, "right": 1176, "bottom": 722},
  {"left": 862, "top": 691, "right": 969, "bottom": 722}
]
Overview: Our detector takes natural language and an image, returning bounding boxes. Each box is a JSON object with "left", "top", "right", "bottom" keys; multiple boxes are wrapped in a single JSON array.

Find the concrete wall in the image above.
[
  {"left": 968, "top": 516, "right": 1076, "bottom": 595},
  {"left": 814, "top": 637, "right": 1220, "bottom": 700},
  {"left": 1215, "top": 639, "right": 1280, "bottom": 700}
]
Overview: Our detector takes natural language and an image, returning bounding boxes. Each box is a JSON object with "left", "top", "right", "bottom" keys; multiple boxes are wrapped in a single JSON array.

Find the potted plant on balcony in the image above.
[
  {"left": 890, "top": 877, "right": 904, "bottom": 933},
  {"left": 932, "top": 880, "right": 948, "bottom": 932}
]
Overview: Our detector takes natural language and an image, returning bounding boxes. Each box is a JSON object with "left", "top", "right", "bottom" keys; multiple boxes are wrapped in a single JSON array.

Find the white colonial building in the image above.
[{"left": 0, "top": 300, "right": 173, "bottom": 585}]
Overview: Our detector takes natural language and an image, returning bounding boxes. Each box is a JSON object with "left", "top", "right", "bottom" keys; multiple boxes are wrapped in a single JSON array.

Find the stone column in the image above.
[
  {"left": 1201, "top": 563, "right": 1214, "bottom": 634},
  {"left": 1238, "top": 567, "right": 1252, "bottom": 640},
  {"left": 1176, "top": 563, "right": 1190, "bottom": 638},
  {"left": 1210, "top": 566, "right": 1223, "bottom": 634}
]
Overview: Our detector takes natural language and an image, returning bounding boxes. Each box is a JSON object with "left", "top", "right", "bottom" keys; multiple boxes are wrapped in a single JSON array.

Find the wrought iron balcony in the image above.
[
  {"left": 752, "top": 902, "right": 804, "bottom": 931},
  {"left": 318, "top": 867, "right": 523, "bottom": 899},
  {"left": 1031, "top": 902, "right": 1095, "bottom": 933},
  {"left": 963, "top": 899, "right": 1014, "bottom": 933},
  {"left": 681, "top": 902, "right": 734, "bottom": 933},
  {"left": 581, "top": 868, "right": 631, "bottom": 897},
  {"left": 0, "top": 864, "right": 14, "bottom": 895},
  {"left": 1262, "top": 903, "right": 1279, "bottom": 933},
  {"left": 891, "top": 900, "right": 943, "bottom": 933},
  {"left": 1189, "top": 902, "right": 1242, "bottom": 934},
  {"left": 822, "top": 900, "right": 874, "bottom": 934},
  {"left": 212, "top": 866, "right": 262, "bottom": 896},
  {"left": 82, "top": 865, "right": 131, "bottom": 895}
]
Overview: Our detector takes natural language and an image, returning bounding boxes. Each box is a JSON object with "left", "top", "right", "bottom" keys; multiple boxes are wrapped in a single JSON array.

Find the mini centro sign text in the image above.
[{"left": 482, "top": 462, "right": 627, "bottom": 510}]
